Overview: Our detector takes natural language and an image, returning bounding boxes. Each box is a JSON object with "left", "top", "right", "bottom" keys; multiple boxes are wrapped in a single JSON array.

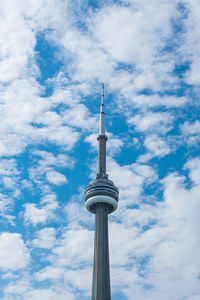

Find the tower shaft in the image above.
[{"left": 92, "top": 204, "right": 111, "bottom": 300}]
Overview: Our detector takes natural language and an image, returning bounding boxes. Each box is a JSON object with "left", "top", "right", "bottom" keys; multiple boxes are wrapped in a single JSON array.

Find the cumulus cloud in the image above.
[
  {"left": 24, "top": 204, "right": 51, "bottom": 226},
  {"left": 0, "top": 193, "right": 12, "bottom": 215},
  {"left": 24, "top": 194, "right": 58, "bottom": 226},
  {"left": 4, "top": 278, "right": 75, "bottom": 300},
  {"left": 181, "top": 120, "right": 200, "bottom": 145},
  {"left": 128, "top": 112, "right": 173, "bottom": 133},
  {"left": 25, "top": 288, "right": 75, "bottom": 300},
  {"left": 52, "top": 227, "right": 94, "bottom": 267},
  {"left": 32, "top": 227, "right": 56, "bottom": 249},
  {"left": 46, "top": 170, "right": 67, "bottom": 185},
  {"left": 28, "top": 151, "right": 72, "bottom": 191},
  {"left": 144, "top": 134, "right": 170, "bottom": 158},
  {"left": 107, "top": 158, "right": 157, "bottom": 207},
  {"left": 184, "top": 158, "right": 200, "bottom": 185},
  {"left": 0, "top": 232, "right": 30, "bottom": 270},
  {"left": 33, "top": 225, "right": 94, "bottom": 295},
  {"left": 182, "top": 0, "right": 200, "bottom": 85},
  {"left": 181, "top": 120, "right": 200, "bottom": 135}
]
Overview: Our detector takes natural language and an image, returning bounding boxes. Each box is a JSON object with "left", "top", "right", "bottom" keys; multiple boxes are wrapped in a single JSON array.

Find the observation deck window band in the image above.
[
  {"left": 85, "top": 185, "right": 119, "bottom": 193},
  {"left": 85, "top": 184, "right": 118, "bottom": 190},
  {"left": 85, "top": 187, "right": 119, "bottom": 201},
  {"left": 86, "top": 195, "right": 118, "bottom": 213}
]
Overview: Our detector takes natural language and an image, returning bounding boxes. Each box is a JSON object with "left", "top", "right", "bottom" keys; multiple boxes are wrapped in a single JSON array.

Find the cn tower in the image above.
[{"left": 85, "top": 84, "right": 119, "bottom": 300}]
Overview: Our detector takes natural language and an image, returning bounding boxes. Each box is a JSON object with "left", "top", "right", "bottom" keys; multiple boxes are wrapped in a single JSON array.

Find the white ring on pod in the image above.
[{"left": 86, "top": 195, "right": 118, "bottom": 212}]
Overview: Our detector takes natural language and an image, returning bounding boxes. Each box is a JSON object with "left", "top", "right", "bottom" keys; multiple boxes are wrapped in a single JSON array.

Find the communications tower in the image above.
[{"left": 85, "top": 84, "right": 119, "bottom": 300}]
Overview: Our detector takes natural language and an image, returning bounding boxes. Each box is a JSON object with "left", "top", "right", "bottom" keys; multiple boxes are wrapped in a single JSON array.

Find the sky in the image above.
[{"left": 0, "top": 0, "right": 200, "bottom": 299}]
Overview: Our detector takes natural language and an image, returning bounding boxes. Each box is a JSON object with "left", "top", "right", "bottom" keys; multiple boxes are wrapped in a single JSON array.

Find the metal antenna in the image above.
[
  {"left": 101, "top": 83, "right": 104, "bottom": 104},
  {"left": 100, "top": 83, "right": 105, "bottom": 135}
]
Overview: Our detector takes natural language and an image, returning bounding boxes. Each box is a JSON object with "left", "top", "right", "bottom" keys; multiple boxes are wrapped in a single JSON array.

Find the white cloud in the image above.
[
  {"left": 46, "top": 170, "right": 67, "bottom": 185},
  {"left": 52, "top": 227, "right": 93, "bottom": 267},
  {"left": 41, "top": 193, "right": 59, "bottom": 209},
  {"left": 63, "top": 268, "right": 92, "bottom": 293},
  {"left": 144, "top": 134, "right": 170, "bottom": 157},
  {"left": 28, "top": 151, "right": 73, "bottom": 190},
  {"left": 33, "top": 224, "right": 94, "bottom": 295},
  {"left": 35, "top": 266, "right": 92, "bottom": 295},
  {"left": 0, "top": 159, "right": 21, "bottom": 194},
  {"left": 181, "top": 120, "right": 200, "bottom": 145},
  {"left": 130, "top": 94, "right": 187, "bottom": 108},
  {"left": 0, "top": 160, "right": 21, "bottom": 217},
  {"left": 62, "top": 103, "right": 98, "bottom": 130},
  {"left": 93, "top": 4, "right": 173, "bottom": 64},
  {"left": 132, "top": 163, "right": 158, "bottom": 183},
  {"left": 107, "top": 158, "right": 157, "bottom": 207},
  {"left": 65, "top": 202, "right": 92, "bottom": 228},
  {"left": 25, "top": 288, "right": 75, "bottom": 300},
  {"left": 128, "top": 112, "right": 173, "bottom": 133},
  {"left": 32, "top": 227, "right": 56, "bottom": 249},
  {"left": 181, "top": 120, "right": 200, "bottom": 135},
  {"left": 33, "top": 151, "right": 74, "bottom": 167},
  {"left": 184, "top": 158, "right": 200, "bottom": 185},
  {"left": 110, "top": 222, "right": 139, "bottom": 266},
  {"left": 0, "top": 232, "right": 30, "bottom": 270},
  {"left": 0, "top": 0, "right": 89, "bottom": 162},
  {"left": 24, "top": 204, "right": 50, "bottom": 226},
  {"left": 0, "top": 79, "right": 80, "bottom": 157},
  {"left": 61, "top": 28, "right": 116, "bottom": 82},
  {"left": 0, "top": 193, "right": 12, "bottom": 214},
  {"left": 24, "top": 193, "right": 58, "bottom": 226},
  {"left": 0, "top": 159, "right": 19, "bottom": 177},
  {"left": 35, "top": 266, "right": 64, "bottom": 281},
  {"left": 182, "top": 0, "right": 200, "bottom": 85},
  {"left": 4, "top": 277, "right": 75, "bottom": 300}
]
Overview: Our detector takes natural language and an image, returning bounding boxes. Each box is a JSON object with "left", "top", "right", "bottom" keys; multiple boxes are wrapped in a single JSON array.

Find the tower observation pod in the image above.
[{"left": 85, "top": 84, "right": 119, "bottom": 300}]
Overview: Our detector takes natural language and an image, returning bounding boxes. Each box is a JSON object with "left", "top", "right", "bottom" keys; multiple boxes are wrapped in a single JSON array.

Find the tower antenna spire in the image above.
[
  {"left": 100, "top": 83, "right": 105, "bottom": 135},
  {"left": 98, "top": 83, "right": 107, "bottom": 176},
  {"left": 101, "top": 83, "right": 104, "bottom": 104}
]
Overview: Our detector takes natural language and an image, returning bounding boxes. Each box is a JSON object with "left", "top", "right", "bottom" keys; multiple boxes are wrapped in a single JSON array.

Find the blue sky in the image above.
[{"left": 0, "top": 0, "right": 200, "bottom": 299}]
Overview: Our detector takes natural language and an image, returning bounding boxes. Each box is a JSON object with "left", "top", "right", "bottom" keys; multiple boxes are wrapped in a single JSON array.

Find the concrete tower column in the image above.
[{"left": 92, "top": 204, "right": 111, "bottom": 300}]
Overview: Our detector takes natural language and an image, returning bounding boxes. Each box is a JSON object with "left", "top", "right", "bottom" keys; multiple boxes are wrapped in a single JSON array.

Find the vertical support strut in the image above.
[{"left": 92, "top": 204, "right": 111, "bottom": 300}]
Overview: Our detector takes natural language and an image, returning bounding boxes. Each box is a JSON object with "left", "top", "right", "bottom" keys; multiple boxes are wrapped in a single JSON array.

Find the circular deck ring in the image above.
[{"left": 85, "top": 195, "right": 118, "bottom": 213}]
